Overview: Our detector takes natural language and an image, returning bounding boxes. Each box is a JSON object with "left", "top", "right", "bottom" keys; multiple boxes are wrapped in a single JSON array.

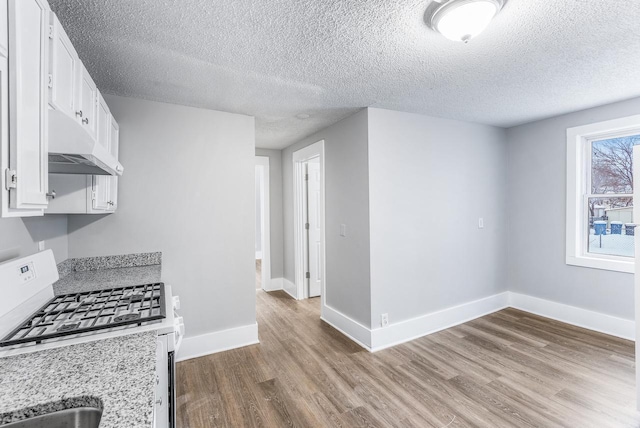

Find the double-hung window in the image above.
[{"left": 566, "top": 114, "right": 640, "bottom": 273}]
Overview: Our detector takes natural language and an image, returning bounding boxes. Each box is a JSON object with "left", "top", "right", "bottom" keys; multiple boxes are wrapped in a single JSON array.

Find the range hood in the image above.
[{"left": 48, "top": 109, "right": 124, "bottom": 176}]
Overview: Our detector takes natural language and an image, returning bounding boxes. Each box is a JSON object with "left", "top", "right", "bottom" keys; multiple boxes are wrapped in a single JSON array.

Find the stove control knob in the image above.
[{"left": 172, "top": 296, "right": 180, "bottom": 311}]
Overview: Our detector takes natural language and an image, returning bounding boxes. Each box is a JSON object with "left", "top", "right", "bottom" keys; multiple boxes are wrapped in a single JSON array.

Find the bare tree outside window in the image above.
[{"left": 587, "top": 134, "right": 640, "bottom": 257}]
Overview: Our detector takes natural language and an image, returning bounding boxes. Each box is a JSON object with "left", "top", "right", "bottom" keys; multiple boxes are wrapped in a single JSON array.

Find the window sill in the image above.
[{"left": 566, "top": 255, "right": 634, "bottom": 274}]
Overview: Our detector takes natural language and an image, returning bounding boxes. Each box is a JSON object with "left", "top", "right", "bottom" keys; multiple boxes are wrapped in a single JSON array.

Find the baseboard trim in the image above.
[
  {"left": 263, "top": 277, "right": 283, "bottom": 292},
  {"left": 177, "top": 292, "right": 635, "bottom": 361},
  {"left": 370, "top": 292, "right": 510, "bottom": 352},
  {"left": 321, "top": 304, "right": 372, "bottom": 350},
  {"left": 508, "top": 292, "right": 634, "bottom": 341},
  {"left": 176, "top": 323, "right": 259, "bottom": 362},
  {"left": 282, "top": 278, "right": 298, "bottom": 300}
]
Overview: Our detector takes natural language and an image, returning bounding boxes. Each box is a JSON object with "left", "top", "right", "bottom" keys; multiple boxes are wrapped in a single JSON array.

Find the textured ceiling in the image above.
[{"left": 48, "top": 0, "right": 640, "bottom": 149}]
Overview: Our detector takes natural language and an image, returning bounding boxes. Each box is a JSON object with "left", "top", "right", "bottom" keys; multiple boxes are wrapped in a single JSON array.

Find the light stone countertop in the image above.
[
  {"left": 53, "top": 264, "right": 162, "bottom": 295},
  {"left": 0, "top": 331, "right": 157, "bottom": 427}
]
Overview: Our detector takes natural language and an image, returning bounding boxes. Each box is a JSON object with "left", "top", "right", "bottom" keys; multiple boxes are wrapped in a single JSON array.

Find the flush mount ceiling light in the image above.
[{"left": 427, "top": 0, "right": 504, "bottom": 43}]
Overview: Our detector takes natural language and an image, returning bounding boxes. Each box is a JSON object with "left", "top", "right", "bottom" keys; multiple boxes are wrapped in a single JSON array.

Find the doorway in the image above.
[
  {"left": 293, "top": 141, "right": 325, "bottom": 300},
  {"left": 255, "top": 156, "right": 271, "bottom": 291}
]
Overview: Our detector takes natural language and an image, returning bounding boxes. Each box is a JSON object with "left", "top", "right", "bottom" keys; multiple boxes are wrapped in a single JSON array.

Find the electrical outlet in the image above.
[
  {"left": 38, "top": 241, "right": 45, "bottom": 251},
  {"left": 381, "top": 313, "right": 389, "bottom": 327}
]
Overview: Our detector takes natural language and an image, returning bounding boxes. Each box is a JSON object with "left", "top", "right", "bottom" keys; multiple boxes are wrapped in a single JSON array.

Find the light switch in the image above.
[
  {"left": 478, "top": 218, "right": 484, "bottom": 229},
  {"left": 340, "top": 224, "right": 347, "bottom": 237},
  {"left": 38, "top": 241, "right": 45, "bottom": 251}
]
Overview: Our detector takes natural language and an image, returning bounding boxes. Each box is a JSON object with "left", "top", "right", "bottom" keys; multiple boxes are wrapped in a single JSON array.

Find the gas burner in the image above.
[
  {"left": 125, "top": 294, "right": 145, "bottom": 303},
  {"left": 57, "top": 322, "right": 81, "bottom": 332},
  {"left": 114, "top": 313, "right": 141, "bottom": 323}
]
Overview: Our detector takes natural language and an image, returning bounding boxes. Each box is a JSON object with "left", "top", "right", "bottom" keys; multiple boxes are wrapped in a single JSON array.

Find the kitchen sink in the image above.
[{"left": 1, "top": 407, "right": 102, "bottom": 428}]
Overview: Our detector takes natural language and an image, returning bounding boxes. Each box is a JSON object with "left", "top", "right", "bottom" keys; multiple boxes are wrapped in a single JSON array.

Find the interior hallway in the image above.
[{"left": 176, "top": 290, "right": 639, "bottom": 427}]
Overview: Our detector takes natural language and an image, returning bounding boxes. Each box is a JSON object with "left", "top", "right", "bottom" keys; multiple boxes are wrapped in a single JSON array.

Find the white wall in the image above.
[
  {"left": 282, "top": 110, "right": 371, "bottom": 327},
  {"left": 507, "top": 97, "right": 640, "bottom": 321},
  {"left": 255, "top": 148, "right": 283, "bottom": 279},
  {"left": 368, "top": 108, "right": 508, "bottom": 328},
  {"left": 67, "top": 95, "right": 257, "bottom": 338},
  {"left": 0, "top": 216, "right": 68, "bottom": 264}
]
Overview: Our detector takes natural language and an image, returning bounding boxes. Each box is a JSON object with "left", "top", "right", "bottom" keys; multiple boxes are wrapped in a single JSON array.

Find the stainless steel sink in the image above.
[{"left": 1, "top": 407, "right": 102, "bottom": 428}]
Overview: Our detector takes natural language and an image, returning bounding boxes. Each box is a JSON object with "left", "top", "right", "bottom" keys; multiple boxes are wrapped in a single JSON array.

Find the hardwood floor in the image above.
[{"left": 176, "top": 291, "right": 639, "bottom": 427}]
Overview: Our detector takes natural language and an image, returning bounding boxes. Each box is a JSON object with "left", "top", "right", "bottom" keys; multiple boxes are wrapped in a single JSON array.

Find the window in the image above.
[{"left": 566, "top": 114, "right": 640, "bottom": 273}]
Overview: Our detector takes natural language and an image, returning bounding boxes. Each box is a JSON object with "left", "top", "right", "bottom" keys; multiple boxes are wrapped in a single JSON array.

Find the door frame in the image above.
[
  {"left": 633, "top": 145, "right": 640, "bottom": 410},
  {"left": 293, "top": 140, "right": 325, "bottom": 301},
  {"left": 256, "top": 156, "right": 271, "bottom": 291}
]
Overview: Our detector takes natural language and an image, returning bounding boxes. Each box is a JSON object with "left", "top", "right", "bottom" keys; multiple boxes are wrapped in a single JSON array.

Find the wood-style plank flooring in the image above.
[{"left": 177, "top": 291, "right": 639, "bottom": 427}]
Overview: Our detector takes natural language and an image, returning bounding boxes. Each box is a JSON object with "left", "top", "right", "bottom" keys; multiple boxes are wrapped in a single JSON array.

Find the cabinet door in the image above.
[
  {"left": 96, "top": 92, "right": 110, "bottom": 151},
  {"left": 0, "top": 0, "right": 8, "bottom": 57},
  {"left": 7, "top": 0, "right": 49, "bottom": 210},
  {"left": 110, "top": 116, "right": 119, "bottom": 159},
  {"left": 77, "top": 65, "right": 97, "bottom": 138},
  {"left": 91, "top": 175, "right": 110, "bottom": 211},
  {"left": 49, "top": 14, "right": 79, "bottom": 118}
]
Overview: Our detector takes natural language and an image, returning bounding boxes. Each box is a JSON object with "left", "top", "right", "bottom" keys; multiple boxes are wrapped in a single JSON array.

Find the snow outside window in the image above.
[{"left": 566, "top": 115, "right": 640, "bottom": 274}]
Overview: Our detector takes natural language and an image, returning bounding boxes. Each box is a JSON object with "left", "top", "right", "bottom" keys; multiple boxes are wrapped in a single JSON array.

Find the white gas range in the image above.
[{"left": 0, "top": 250, "right": 184, "bottom": 428}]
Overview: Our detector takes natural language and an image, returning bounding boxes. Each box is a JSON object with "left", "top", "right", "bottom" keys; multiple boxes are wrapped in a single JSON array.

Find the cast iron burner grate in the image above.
[{"left": 0, "top": 283, "right": 166, "bottom": 347}]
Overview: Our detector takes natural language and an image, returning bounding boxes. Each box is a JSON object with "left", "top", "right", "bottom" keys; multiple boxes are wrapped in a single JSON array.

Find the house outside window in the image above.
[{"left": 566, "top": 114, "right": 640, "bottom": 273}]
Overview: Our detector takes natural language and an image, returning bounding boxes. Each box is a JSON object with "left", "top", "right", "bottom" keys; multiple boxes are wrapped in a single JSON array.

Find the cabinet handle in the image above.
[
  {"left": 82, "top": 118, "right": 89, "bottom": 125},
  {"left": 46, "top": 190, "right": 56, "bottom": 199},
  {"left": 75, "top": 110, "right": 83, "bottom": 118},
  {"left": 156, "top": 397, "right": 162, "bottom": 406}
]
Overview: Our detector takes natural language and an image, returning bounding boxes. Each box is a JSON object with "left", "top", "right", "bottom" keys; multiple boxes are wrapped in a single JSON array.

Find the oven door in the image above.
[{"left": 154, "top": 334, "right": 175, "bottom": 428}]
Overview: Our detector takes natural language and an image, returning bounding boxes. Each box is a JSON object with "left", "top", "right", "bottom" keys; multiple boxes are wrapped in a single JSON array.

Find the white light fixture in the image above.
[{"left": 428, "top": 0, "right": 504, "bottom": 43}]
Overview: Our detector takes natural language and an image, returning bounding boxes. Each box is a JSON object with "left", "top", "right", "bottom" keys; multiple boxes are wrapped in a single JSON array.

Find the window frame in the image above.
[{"left": 566, "top": 114, "right": 640, "bottom": 274}]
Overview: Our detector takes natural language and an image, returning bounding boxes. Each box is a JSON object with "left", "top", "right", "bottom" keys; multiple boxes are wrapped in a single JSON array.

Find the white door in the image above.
[
  {"left": 0, "top": 0, "right": 8, "bottom": 58},
  {"left": 307, "top": 158, "right": 322, "bottom": 298}
]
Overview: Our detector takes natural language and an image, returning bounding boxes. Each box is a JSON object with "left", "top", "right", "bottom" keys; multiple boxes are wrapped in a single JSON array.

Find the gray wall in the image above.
[
  {"left": 368, "top": 108, "right": 508, "bottom": 327},
  {"left": 255, "top": 148, "right": 284, "bottom": 279},
  {"left": 0, "top": 216, "right": 68, "bottom": 264},
  {"left": 67, "top": 95, "right": 257, "bottom": 338},
  {"left": 282, "top": 110, "right": 372, "bottom": 327},
  {"left": 255, "top": 168, "right": 262, "bottom": 255},
  {"left": 506, "top": 97, "right": 640, "bottom": 320}
]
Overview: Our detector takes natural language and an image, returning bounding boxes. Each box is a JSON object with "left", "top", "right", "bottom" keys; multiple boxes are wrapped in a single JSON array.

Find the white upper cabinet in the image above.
[
  {"left": 96, "top": 92, "right": 111, "bottom": 151},
  {"left": 92, "top": 106, "right": 118, "bottom": 212},
  {"left": 4, "top": 0, "right": 50, "bottom": 213},
  {"left": 110, "top": 115, "right": 119, "bottom": 159},
  {"left": 48, "top": 13, "right": 79, "bottom": 119},
  {"left": 77, "top": 64, "right": 97, "bottom": 139}
]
